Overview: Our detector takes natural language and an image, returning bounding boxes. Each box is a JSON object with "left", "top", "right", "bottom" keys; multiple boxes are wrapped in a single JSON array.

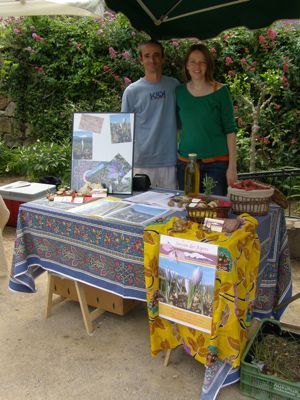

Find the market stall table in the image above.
[
  {"left": 9, "top": 199, "right": 291, "bottom": 318},
  {"left": 8, "top": 197, "right": 292, "bottom": 398}
]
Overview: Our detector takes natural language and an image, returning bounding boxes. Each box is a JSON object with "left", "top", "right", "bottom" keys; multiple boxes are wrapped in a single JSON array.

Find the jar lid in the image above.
[{"left": 188, "top": 153, "right": 197, "bottom": 159}]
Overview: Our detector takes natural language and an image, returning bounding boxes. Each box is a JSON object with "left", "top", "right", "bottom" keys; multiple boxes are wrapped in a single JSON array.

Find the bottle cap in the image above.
[{"left": 188, "top": 153, "right": 197, "bottom": 159}]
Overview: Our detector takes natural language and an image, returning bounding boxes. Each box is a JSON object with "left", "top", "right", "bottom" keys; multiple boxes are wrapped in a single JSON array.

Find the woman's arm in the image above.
[{"left": 226, "top": 133, "right": 237, "bottom": 186}]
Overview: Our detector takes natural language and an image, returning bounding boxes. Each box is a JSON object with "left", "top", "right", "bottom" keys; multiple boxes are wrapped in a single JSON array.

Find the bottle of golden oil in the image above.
[{"left": 184, "top": 153, "right": 200, "bottom": 197}]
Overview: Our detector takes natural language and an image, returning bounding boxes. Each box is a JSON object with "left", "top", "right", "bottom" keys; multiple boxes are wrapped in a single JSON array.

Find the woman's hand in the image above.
[{"left": 226, "top": 165, "right": 237, "bottom": 187}]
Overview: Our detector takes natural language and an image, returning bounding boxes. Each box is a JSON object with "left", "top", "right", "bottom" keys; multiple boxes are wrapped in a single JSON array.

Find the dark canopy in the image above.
[{"left": 105, "top": 0, "right": 300, "bottom": 40}]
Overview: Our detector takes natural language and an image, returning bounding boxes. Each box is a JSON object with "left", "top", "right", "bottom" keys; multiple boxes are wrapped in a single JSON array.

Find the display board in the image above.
[
  {"left": 71, "top": 112, "right": 134, "bottom": 194},
  {"left": 158, "top": 235, "right": 218, "bottom": 333}
]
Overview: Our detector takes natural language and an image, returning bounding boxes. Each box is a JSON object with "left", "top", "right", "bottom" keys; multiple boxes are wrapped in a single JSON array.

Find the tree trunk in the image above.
[{"left": 250, "top": 109, "right": 259, "bottom": 172}]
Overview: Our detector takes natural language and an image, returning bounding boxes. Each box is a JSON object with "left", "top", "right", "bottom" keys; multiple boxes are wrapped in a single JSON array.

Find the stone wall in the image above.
[{"left": 0, "top": 95, "right": 27, "bottom": 147}]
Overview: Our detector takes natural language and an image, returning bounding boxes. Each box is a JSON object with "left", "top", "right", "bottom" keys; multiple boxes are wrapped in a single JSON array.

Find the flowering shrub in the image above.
[
  {"left": 0, "top": 15, "right": 299, "bottom": 177},
  {"left": 209, "top": 25, "right": 300, "bottom": 171}
]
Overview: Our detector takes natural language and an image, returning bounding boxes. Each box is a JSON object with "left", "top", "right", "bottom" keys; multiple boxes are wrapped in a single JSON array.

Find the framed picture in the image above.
[
  {"left": 158, "top": 235, "right": 218, "bottom": 333},
  {"left": 71, "top": 112, "right": 135, "bottom": 194}
]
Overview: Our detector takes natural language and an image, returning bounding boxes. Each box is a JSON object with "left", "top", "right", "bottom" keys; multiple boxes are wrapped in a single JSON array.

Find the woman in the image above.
[{"left": 176, "top": 43, "right": 238, "bottom": 196}]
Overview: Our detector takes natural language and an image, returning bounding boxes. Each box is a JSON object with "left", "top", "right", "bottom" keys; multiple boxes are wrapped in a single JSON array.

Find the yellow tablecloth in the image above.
[{"left": 144, "top": 214, "right": 260, "bottom": 368}]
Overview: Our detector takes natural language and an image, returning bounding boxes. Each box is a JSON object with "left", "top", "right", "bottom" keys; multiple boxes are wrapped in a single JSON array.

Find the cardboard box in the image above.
[
  {"left": 51, "top": 275, "right": 139, "bottom": 316},
  {"left": 0, "top": 181, "right": 56, "bottom": 226}
]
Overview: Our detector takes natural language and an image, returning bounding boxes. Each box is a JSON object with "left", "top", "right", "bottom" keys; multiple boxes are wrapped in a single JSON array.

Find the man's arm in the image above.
[{"left": 121, "top": 87, "right": 132, "bottom": 113}]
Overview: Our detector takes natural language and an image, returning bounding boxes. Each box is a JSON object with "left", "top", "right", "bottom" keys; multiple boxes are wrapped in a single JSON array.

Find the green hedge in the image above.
[{"left": 0, "top": 13, "right": 299, "bottom": 181}]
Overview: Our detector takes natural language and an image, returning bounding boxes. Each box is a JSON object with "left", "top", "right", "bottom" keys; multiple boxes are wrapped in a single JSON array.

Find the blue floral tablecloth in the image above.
[
  {"left": 9, "top": 200, "right": 292, "bottom": 318},
  {"left": 9, "top": 199, "right": 146, "bottom": 299}
]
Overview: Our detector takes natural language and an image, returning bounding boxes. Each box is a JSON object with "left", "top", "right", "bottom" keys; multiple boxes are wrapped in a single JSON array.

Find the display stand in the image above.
[{"left": 45, "top": 273, "right": 138, "bottom": 334}]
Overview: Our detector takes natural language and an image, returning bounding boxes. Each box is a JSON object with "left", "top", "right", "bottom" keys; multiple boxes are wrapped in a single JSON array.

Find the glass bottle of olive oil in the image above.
[{"left": 184, "top": 153, "right": 200, "bottom": 197}]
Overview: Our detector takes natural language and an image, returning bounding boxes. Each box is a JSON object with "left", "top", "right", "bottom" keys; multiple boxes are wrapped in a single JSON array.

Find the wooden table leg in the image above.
[
  {"left": 45, "top": 272, "right": 68, "bottom": 318},
  {"left": 163, "top": 349, "right": 172, "bottom": 367},
  {"left": 74, "top": 281, "right": 105, "bottom": 335}
]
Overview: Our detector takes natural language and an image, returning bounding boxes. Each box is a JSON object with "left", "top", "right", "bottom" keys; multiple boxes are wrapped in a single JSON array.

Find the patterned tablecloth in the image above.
[
  {"left": 9, "top": 199, "right": 146, "bottom": 300},
  {"left": 144, "top": 214, "right": 261, "bottom": 369},
  {"left": 9, "top": 200, "right": 292, "bottom": 316},
  {"left": 252, "top": 203, "right": 292, "bottom": 319}
]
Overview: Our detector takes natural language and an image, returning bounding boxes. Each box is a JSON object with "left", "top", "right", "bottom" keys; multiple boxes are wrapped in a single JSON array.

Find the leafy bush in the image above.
[
  {"left": 5, "top": 139, "right": 71, "bottom": 183},
  {"left": 0, "top": 14, "right": 299, "bottom": 178},
  {"left": 0, "top": 139, "right": 12, "bottom": 174}
]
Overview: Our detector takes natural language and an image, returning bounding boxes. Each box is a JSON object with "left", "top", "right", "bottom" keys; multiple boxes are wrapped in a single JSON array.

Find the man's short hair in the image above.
[{"left": 138, "top": 39, "right": 165, "bottom": 58}]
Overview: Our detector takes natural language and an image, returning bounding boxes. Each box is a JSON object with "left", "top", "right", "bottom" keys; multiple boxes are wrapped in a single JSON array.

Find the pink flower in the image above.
[
  {"left": 225, "top": 56, "right": 233, "bottom": 65},
  {"left": 171, "top": 39, "right": 179, "bottom": 47},
  {"left": 252, "top": 61, "right": 257, "bottom": 66},
  {"left": 32, "top": 32, "right": 43, "bottom": 41},
  {"left": 108, "top": 46, "right": 117, "bottom": 59},
  {"left": 97, "top": 29, "right": 103, "bottom": 34},
  {"left": 13, "top": 28, "right": 21, "bottom": 34},
  {"left": 240, "top": 58, "right": 247, "bottom": 65},
  {"left": 267, "top": 28, "right": 277, "bottom": 40},
  {"left": 227, "top": 70, "right": 235, "bottom": 77},
  {"left": 282, "top": 75, "right": 289, "bottom": 88},
  {"left": 76, "top": 43, "right": 81, "bottom": 49},
  {"left": 103, "top": 65, "right": 111, "bottom": 72},
  {"left": 223, "top": 34, "right": 230, "bottom": 41},
  {"left": 104, "top": 10, "right": 116, "bottom": 20},
  {"left": 124, "top": 76, "right": 132, "bottom": 86},
  {"left": 255, "top": 135, "right": 269, "bottom": 144},
  {"left": 122, "top": 50, "right": 130, "bottom": 60},
  {"left": 34, "top": 66, "right": 44, "bottom": 73},
  {"left": 283, "top": 62, "right": 289, "bottom": 73},
  {"left": 274, "top": 104, "right": 281, "bottom": 110},
  {"left": 259, "top": 35, "right": 266, "bottom": 45},
  {"left": 290, "top": 138, "right": 297, "bottom": 145},
  {"left": 210, "top": 47, "right": 217, "bottom": 55}
]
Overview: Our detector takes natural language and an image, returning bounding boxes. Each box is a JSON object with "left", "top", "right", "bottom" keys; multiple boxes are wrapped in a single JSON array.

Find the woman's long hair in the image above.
[{"left": 183, "top": 43, "right": 214, "bottom": 83}]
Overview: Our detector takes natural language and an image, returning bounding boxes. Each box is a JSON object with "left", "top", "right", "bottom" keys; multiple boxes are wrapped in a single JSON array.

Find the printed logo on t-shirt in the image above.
[{"left": 150, "top": 90, "right": 166, "bottom": 101}]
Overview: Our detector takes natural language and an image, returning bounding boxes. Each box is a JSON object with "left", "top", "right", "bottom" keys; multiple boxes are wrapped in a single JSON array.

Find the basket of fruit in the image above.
[
  {"left": 228, "top": 180, "right": 274, "bottom": 216},
  {"left": 186, "top": 176, "right": 232, "bottom": 223},
  {"left": 186, "top": 198, "right": 232, "bottom": 223}
]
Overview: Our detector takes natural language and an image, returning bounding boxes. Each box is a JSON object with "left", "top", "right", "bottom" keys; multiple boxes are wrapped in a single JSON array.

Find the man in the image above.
[{"left": 121, "top": 39, "right": 179, "bottom": 189}]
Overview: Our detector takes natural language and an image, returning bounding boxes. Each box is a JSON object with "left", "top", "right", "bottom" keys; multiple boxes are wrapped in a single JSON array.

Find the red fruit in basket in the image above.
[
  {"left": 218, "top": 199, "right": 232, "bottom": 207},
  {"left": 230, "top": 182, "right": 243, "bottom": 189},
  {"left": 231, "top": 180, "right": 272, "bottom": 191},
  {"left": 252, "top": 181, "right": 271, "bottom": 190}
]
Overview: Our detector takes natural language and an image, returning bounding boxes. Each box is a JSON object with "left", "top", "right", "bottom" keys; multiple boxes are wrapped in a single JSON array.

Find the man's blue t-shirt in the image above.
[{"left": 121, "top": 76, "right": 179, "bottom": 168}]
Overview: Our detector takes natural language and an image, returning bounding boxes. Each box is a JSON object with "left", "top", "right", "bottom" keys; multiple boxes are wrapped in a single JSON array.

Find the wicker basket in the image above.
[
  {"left": 186, "top": 204, "right": 230, "bottom": 224},
  {"left": 228, "top": 186, "right": 274, "bottom": 216}
]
